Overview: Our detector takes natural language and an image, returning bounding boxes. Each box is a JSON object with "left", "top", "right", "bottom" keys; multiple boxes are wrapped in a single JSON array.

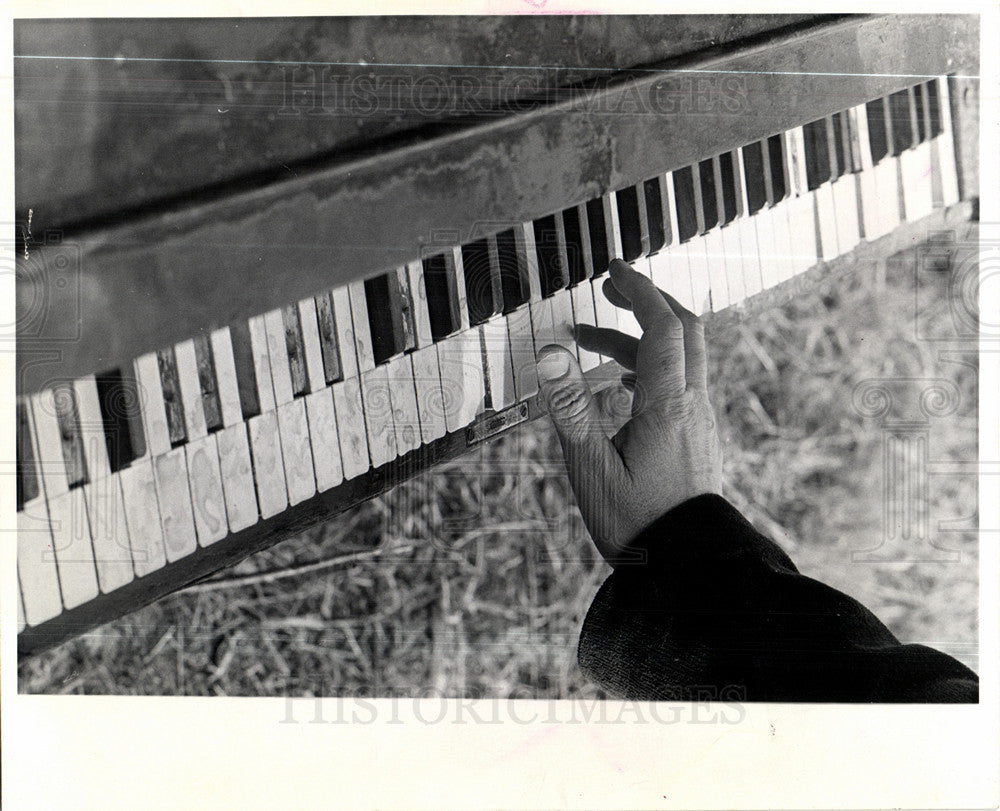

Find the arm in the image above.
[
  {"left": 577, "top": 494, "right": 978, "bottom": 702},
  {"left": 534, "top": 259, "right": 978, "bottom": 703}
]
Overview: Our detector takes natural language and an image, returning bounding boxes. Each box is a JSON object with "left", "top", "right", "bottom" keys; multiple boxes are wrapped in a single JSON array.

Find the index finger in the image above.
[
  {"left": 608, "top": 260, "right": 687, "bottom": 402},
  {"left": 607, "top": 259, "right": 678, "bottom": 331}
]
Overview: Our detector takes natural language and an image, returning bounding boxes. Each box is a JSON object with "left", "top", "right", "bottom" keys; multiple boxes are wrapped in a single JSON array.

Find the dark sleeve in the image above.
[{"left": 578, "top": 494, "right": 978, "bottom": 703}]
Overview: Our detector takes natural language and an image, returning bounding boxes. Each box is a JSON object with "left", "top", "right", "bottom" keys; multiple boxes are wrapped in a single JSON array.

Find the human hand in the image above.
[{"left": 535, "top": 259, "right": 723, "bottom": 565}]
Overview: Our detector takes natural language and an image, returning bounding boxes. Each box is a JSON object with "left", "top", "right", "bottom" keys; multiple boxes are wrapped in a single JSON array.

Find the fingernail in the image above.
[
  {"left": 536, "top": 348, "right": 570, "bottom": 381},
  {"left": 609, "top": 258, "right": 630, "bottom": 274}
]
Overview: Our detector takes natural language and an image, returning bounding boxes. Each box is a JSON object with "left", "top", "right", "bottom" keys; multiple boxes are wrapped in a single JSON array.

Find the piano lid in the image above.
[{"left": 15, "top": 14, "right": 824, "bottom": 234}]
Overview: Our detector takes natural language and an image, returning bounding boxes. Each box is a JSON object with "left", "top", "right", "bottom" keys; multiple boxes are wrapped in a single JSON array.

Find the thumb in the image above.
[{"left": 536, "top": 344, "right": 623, "bottom": 513}]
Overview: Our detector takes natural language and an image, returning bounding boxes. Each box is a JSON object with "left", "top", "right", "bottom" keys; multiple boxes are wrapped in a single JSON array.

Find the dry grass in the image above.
[{"left": 19, "top": 232, "right": 979, "bottom": 696}]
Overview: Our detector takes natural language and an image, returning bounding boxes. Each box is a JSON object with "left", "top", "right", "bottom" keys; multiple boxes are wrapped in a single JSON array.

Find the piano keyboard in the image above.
[{"left": 16, "top": 76, "right": 965, "bottom": 644}]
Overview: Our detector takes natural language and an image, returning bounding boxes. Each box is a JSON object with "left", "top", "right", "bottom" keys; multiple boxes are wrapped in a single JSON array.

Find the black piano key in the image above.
[
  {"left": 533, "top": 215, "right": 566, "bottom": 297},
  {"left": 866, "top": 98, "right": 889, "bottom": 164},
  {"left": 673, "top": 166, "right": 699, "bottom": 243},
  {"left": 461, "top": 239, "right": 499, "bottom": 326},
  {"left": 16, "top": 400, "right": 39, "bottom": 510},
  {"left": 495, "top": 228, "right": 529, "bottom": 313},
  {"left": 423, "top": 253, "right": 462, "bottom": 340},
  {"left": 925, "top": 79, "right": 943, "bottom": 138},
  {"left": 803, "top": 119, "right": 831, "bottom": 190},
  {"left": 835, "top": 112, "right": 855, "bottom": 174},
  {"left": 718, "top": 153, "right": 739, "bottom": 224},
  {"left": 615, "top": 186, "right": 643, "bottom": 262},
  {"left": 887, "top": 89, "right": 913, "bottom": 155},
  {"left": 828, "top": 115, "right": 844, "bottom": 178},
  {"left": 52, "top": 382, "right": 89, "bottom": 486},
  {"left": 742, "top": 142, "right": 768, "bottom": 214},
  {"left": 280, "top": 303, "right": 309, "bottom": 393},
  {"left": 696, "top": 158, "right": 718, "bottom": 231},
  {"left": 192, "top": 334, "right": 224, "bottom": 430},
  {"left": 229, "top": 321, "right": 262, "bottom": 418},
  {"left": 314, "top": 291, "right": 343, "bottom": 384},
  {"left": 95, "top": 368, "right": 145, "bottom": 472},
  {"left": 156, "top": 349, "right": 187, "bottom": 447},
  {"left": 912, "top": 84, "right": 927, "bottom": 143},
  {"left": 643, "top": 178, "right": 668, "bottom": 253},
  {"left": 118, "top": 364, "right": 147, "bottom": 459},
  {"left": 561, "top": 206, "right": 590, "bottom": 284},
  {"left": 766, "top": 135, "right": 787, "bottom": 202},
  {"left": 393, "top": 266, "right": 418, "bottom": 353},
  {"left": 585, "top": 198, "right": 611, "bottom": 274},
  {"left": 364, "top": 274, "right": 405, "bottom": 364}
]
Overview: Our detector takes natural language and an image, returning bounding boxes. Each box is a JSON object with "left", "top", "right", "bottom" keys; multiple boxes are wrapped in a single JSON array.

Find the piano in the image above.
[{"left": 14, "top": 14, "right": 979, "bottom": 655}]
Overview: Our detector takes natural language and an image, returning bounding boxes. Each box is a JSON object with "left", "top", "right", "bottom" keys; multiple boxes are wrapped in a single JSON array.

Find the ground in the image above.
[{"left": 19, "top": 231, "right": 979, "bottom": 697}]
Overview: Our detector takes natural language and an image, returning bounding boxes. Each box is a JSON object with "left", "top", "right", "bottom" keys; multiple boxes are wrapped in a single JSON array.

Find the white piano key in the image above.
[
  {"left": 276, "top": 399, "right": 316, "bottom": 505},
  {"left": 83, "top": 472, "right": 134, "bottom": 592},
  {"left": 771, "top": 197, "right": 792, "bottom": 282},
  {"left": 438, "top": 329, "right": 485, "bottom": 432},
  {"left": 297, "top": 297, "right": 327, "bottom": 393},
  {"left": 753, "top": 207, "right": 783, "bottom": 290},
  {"left": 174, "top": 338, "right": 208, "bottom": 439},
  {"left": 31, "top": 391, "right": 71, "bottom": 499},
  {"left": 135, "top": 352, "right": 172, "bottom": 456},
  {"left": 154, "top": 447, "right": 199, "bottom": 561},
  {"left": 210, "top": 327, "right": 244, "bottom": 428},
  {"left": 360, "top": 366, "right": 398, "bottom": 467},
  {"left": 248, "top": 315, "right": 277, "bottom": 413},
  {"left": 515, "top": 222, "right": 544, "bottom": 303},
  {"left": 450, "top": 246, "right": 472, "bottom": 333},
  {"left": 18, "top": 405, "right": 63, "bottom": 625},
  {"left": 785, "top": 129, "right": 819, "bottom": 276},
  {"left": 874, "top": 158, "right": 903, "bottom": 238},
  {"left": 18, "top": 506, "right": 63, "bottom": 624},
  {"left": 406, "top": 260, "right": 435, "bottom": 348},
  {"left": 852, "top": 104, "right": 881, "bottom": 240},
  {"left": 386, "top": 354, "right": 422, "bottom": 453},
  {"left": 505, "top": 305, "right": 539, "bottom": 403},
  {"left": 737, "top": 217, "right": 764, "bottom": 298},
  {"left": 30, "top": 391, "right": 101, "bottom": 606},
  {"left": 247, "top": 410, "right": 288, "bottom": 518},
  {"left": 720, "top": 223, "right": 747, "bottom": 305},
  {"left": 684, "top": 239, "right": 713, "bottom": 317},
  {"left": 185, "top": 434, "right": 229, "bottom": 544},
  {"left": 832, "top": 175, "right": 862, "bottom": 255},
  {"left": 603, "top": 193, "right": 625, "bottom": 261},
  {"left": 332, "top": 377, "right": 371, "bottom": 479},
  {"left": 648, "top": 246, "right": 695, "bottom": 312},
  {"left": 703, "top": 229, "right": 730, "bottom": 312},
  {"left": 72, "top": 376, "right": 111, "bottom": 479},
  {"left": 530, "top": 295, "right": 555, "bottom": 350},
  {"left": 481, "top": 315, "right": 518, "bottom": 407},
  {"left": 815, "top": 183, "right": 841, "bottom": 261},
  {"left": 410, "top": 345, "right": 449, "bottom": 443},
  {"left": 591, "top": 275, "right": 620, "bottom": 333},
  {"left": 900, "top": 140, "right": 935, "bottom": 221},
  {"left": 264, "top": 309, "right": 295, "bottom": 405},
  {"left": 119, "top": 459, "right": 168, "bottom": 577},
  {"left": 305, "top": 388, "right": 344, "bottom": 492},
  {"left": 934, "top": 78, "right": 960, "bottom": 206},
  {"left": 549, "top": 287, "right": 578, "bottom": 353},
  {"left": 569, "top": 283, "right": 601, "bottom": 371},
  {"left": 733, "top": 149, "right": 764, "bottom": 297},
  {"left": 790, "top": 193, "right": 819, "bottom": 276},
  {"left": 330, "top": 286, "right": 360, "bottom": 380},
  {"left": 46, "top": 489, "right": 99, "bottom": 608},
  {"left": 347, "top": 281, "right": 377, "bottom": 373},
  {"left": 74, "top": 377, "right": 133, "bottom": 594},
  {"left": 215, "top": 424, "right": 258, "bottom": 531}
]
